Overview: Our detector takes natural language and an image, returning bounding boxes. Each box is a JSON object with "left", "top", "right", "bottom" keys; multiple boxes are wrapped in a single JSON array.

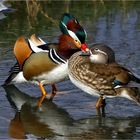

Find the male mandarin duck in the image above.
[
  {"left": 4, "top": 13, "right": 89, "bottom": 107},
  {"left": 68, "top": 44, "right": 140, "bottom": 110}
]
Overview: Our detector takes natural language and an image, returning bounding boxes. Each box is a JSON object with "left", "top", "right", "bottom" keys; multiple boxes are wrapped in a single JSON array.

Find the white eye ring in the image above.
[
  {"left": 94, "top": 48, "right": 99, "bottom": 51},
  {"left": 94, "top": 48, "right": 107, "bottom": 56}
]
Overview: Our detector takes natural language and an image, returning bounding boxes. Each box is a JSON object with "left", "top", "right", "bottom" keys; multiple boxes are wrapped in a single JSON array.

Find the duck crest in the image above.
[
  {"left": 14, "top": 36, "right": 32, "bottom": 70},
  {"left": 60, "top": 13, "right": 81, "bottom": 32}
]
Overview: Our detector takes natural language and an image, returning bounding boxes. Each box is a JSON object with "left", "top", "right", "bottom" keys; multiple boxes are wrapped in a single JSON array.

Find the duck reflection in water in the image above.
[
  {"left": 4, "top": 84, "right": 75, "bottom": 139},
  {"left": 3, "top": 85, "right": 140, "bottom": 140}
]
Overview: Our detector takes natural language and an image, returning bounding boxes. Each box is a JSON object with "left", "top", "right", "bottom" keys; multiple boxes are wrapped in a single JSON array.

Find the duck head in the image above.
[
  {"left": 59, "top": 13, "right": 89, "bottom": 53},
  {"left": 89, "top": 44, "right": 115, "bottom": 64},
  {"left": 58, "top": 34, "right": 88, "bottom": 59}
]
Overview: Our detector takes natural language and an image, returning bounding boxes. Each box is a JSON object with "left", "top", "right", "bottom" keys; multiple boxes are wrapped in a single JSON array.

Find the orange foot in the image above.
[
  {"left": 37, "top": 82, "right": 47, "bottom": 107},
  {"left": 95, "top": 96, "right": 106, "bottom": 110}
]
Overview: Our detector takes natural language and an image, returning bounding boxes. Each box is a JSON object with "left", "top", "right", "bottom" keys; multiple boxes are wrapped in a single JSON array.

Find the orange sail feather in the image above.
[{"left": 14, "top": 36, "right": 32, "bottom": 70}]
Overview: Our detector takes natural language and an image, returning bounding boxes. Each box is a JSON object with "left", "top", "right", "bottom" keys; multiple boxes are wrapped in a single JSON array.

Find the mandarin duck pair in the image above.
[
  {"left": 68, "top": 43, "right": 140, "bottom": 110},
  {"left": 4, "top": 13, "right": 89, "bottom": 107},
  {"left": 4, "top": 13, "right": 140, "bottom": 112}
]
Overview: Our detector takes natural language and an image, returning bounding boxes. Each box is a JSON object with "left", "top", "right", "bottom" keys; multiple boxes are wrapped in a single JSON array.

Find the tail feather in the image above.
[
  {"left": 130, "top": 74, "right": 140, "bottom": 83},
  {"left": 4, "top": 72, "right": 18, "bottom": 85},
  {"left": 116, "top": 87, "right": 140, "bottom": 105},
  {"left": 3, "top": 62, "right": 20, "bottom": 86}
]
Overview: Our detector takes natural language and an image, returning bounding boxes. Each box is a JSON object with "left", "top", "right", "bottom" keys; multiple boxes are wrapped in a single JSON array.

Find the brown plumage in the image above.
[{"left": 68, "top": 46, "right": 140, "bottom": 110}]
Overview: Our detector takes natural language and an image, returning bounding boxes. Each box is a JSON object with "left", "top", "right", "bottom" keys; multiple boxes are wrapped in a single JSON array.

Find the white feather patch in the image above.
[
  {"left": 69, "top": 74, "right": 100, "bottom": 97},
  {"left": 12, "top": 72, "right": 27, "bottom": 83},
  {"left": 68, "top": 30, "right": 80, "bottom": 42},
  {"left": 38, "top": 37, "right": 46, "bottom": 44},
  {"left": 28, "top": 39, "right": 48, "bottom": 53},
  {"left": 119, "top": 90, "right": 133, "bottom": 101},
  {"left": 61, "top": 21, "right": 81, "bottom": 43},
  {"left": 33, "top": 62, "right": 68, "bottom": 85}
]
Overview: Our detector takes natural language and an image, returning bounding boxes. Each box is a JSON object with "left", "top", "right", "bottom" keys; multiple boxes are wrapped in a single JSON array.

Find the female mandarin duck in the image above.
[
  {"left": 4, "top": 13, "right": 89, "bottom": 107},
  {"left": 68, "top": 44, "right": 140, "bottom": 110}
]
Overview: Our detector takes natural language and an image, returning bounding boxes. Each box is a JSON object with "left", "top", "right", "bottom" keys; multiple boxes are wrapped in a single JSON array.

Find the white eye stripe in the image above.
[
  {"left": 61, "top": 21, "right": 81, "bottom": 43},
  {"left": 75, "top": 19, "right": 78, "bottom": 23},
  {"left": 68, "top": 30, "right": 81, "bottom": 43},
  {"left": 61, "top": 21, "right": 67, "bottom": 28},
  {"left": 96, "top": 49, "right": 107, "bottom": 56}
]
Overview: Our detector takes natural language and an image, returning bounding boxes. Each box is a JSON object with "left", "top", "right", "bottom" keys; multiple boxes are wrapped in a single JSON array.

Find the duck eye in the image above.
[
  {"left": 75, "top": 40, "right": 80, "bottom": 44},
  {"left": 94, "top": 48, "right": 99, "bottom": 51}
]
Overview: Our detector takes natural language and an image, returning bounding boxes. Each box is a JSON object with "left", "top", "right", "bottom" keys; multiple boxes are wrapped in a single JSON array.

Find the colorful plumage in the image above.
[
  {"left": 60, "top": 13, "right": 88, "bottom": 52},
  {"left": 4, "top": 13, "right": 89, "bottom": 107}
]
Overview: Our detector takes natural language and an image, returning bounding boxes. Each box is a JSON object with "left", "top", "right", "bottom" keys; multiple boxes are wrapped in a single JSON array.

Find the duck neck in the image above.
[{"left": 58, "top": 35, "right": 80, "bottom": 59}]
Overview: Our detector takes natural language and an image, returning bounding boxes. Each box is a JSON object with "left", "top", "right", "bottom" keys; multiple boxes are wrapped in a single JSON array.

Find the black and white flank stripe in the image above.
[{"left": 48, "top": 49, "right": 67, "bottom": 64}]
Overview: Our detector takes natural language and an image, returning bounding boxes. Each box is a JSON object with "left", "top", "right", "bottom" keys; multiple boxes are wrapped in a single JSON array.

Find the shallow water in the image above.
[{"left": 0, "top": 1, "right": 140, "bottom": 139}]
